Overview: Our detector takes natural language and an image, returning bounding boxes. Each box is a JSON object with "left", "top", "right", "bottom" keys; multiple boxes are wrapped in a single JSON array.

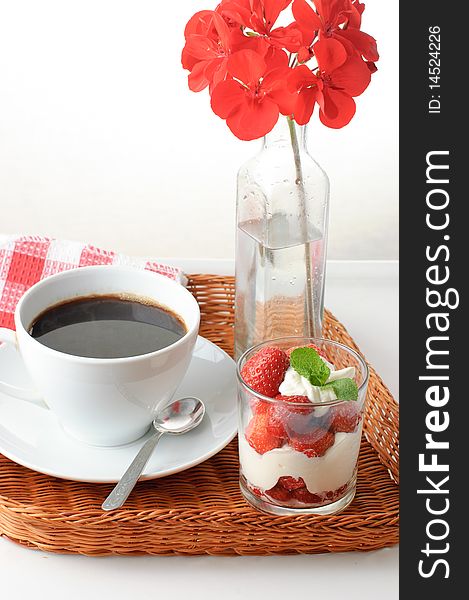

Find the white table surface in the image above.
[{"left": 0, "top": 259, "right": 399, "bottom": 600}]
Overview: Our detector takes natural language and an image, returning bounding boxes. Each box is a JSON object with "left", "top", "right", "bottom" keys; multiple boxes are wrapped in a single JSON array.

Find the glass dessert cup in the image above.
[{"left": 237, "top": 337, "right": 369, "bottom": 516}]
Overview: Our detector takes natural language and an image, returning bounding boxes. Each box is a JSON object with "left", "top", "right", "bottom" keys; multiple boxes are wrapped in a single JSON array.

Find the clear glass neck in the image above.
[{"left": 263, "top": 117, "right": 307, "bottom": 151}]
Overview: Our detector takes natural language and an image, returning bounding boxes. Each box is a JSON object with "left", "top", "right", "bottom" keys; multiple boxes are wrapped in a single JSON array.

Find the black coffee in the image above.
[{"left": 29, "top": 294, "right": 187, "bottom": 358}]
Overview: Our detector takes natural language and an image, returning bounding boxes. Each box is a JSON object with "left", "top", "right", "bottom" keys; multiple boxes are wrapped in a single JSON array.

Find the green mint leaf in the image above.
[
  {"left": 290, "top": 347, "right": 330, "bottom": 386},
  {"left": 323, "top": 378, "right": 358, "bottom": 401}
]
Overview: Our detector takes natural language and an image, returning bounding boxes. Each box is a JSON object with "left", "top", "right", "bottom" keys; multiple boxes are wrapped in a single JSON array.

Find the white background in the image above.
[{"left": 0, "top": 0, "right": 398, "bottom": 260}]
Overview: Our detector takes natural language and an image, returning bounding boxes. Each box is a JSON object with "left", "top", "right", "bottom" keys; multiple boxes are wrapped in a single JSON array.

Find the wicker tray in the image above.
[{"left": 0, "top": 274, "right": 399, "bottom": 555}]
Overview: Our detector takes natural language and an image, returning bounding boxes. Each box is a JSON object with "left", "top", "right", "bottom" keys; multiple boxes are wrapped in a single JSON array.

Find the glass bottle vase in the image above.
[{"left": 234, "top": 117, "right": 330, "bottom": 359}]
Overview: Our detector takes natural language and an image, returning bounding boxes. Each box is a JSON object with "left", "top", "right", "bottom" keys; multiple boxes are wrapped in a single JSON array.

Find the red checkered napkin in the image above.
[{"left": 0, "top": 235, "right": 185, "bottom": 330}]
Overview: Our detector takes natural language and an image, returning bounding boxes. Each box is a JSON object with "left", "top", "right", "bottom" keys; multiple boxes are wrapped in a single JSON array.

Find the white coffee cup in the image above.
[{"left": 0, "top": 266, "right": 200, "bottom": 446}]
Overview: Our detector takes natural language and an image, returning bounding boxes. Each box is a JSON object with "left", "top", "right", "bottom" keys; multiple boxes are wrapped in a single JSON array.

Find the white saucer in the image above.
[{"left": 0, "top": 336, "right": 237, "bottom": 483}]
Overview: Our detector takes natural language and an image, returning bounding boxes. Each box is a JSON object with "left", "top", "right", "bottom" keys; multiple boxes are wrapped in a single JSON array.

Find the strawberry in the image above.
[
  {"left": 329, "top": 403, "right": 361, "bottom": 433},
  {"left": 274, "top": 394, "right": 313, "bottom": 415},
  {"left": 275, "top": 394, "right": 310, "bottom": 404},
  {"left": 265, "top": 406, "right": 287, "bottom": 439},
  {"left": 241, "top": 346, "right": 289, "bottom": 397},
  {"left": 323, "top": 483, "right": 349, "bottom": 501},
  {"left": 286, "top": 343, "right": 327, "bottom": 359},
  {"left": 245, "top": 411, "right": 283, "bottom": 454},
  {"left": 271, "top": 395, "right": 315, "bottom": 441},
  {"left": 250, "top": 396, "right": 270, "bottom": 415},
  {"left": 251, "top": 399, "right": 287, "bottom": 437},
  {"left": 278, "top": 476, "right": 306, "bottom": 491},
  {"left": 333, "top": 483, "right": 348, "bottom": 499},
  {"left": 266, "top": 482, "right": 291, "bottom": 502},
  {"left": 250, "top": 486, "right": 263, "bottom": 498},
  {"left": 291, "top": 428, "right": 335, "bottom": 457},
  {"left": 292, "top": 487, "right": 322, "bottom": 504}
]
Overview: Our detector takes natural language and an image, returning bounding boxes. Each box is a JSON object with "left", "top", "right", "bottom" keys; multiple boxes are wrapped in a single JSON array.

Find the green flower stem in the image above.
[{"left": 287, "top": 116, "right": 317, "bottom": 338}]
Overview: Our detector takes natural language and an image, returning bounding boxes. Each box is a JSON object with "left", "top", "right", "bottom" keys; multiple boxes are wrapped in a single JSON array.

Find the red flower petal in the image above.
[
  {"left": 205, "top": 57, "right": 229, "bottom": 92},
  {"left": 184, "top": 10, "right": 214, "bottom": 38},
  {"left": 330, "top": 31, "right": 357, "bottom": 56},
  {"left": 349, "top": 0, "right": 365, "bottom": 28},
  {"left": 184, "top": 35, "right": 220, "bottom": 61},
  {"left": 221, "top": 0, "right": 291, "bottom": 34},
  {"left": 227, "top": 97, "right": 280, "bottom": 140},
  {"left": 314, "top": 38, "right": 347, "bottom": 73},
  {"left": 220, "top": 1, "right": 255, "bottom": 28},
  {"left": 210, "top": 79, "right": 246, "bottom": 118},
  {"left": 262, "top": 0, "right": 294, "bottom": 32},
  {"left": 181, "top": 47, "right": 198, "bottom": 71},
  {"left": 320, "top": 88, "right": 356, "bottom": 128},
  {"left": 330, "top": 55, "right": 371, "bottom": 96},
  {"left": 227, "top": 49, "right": 266, "bottom": 87},
  {"left": 292, "top": 0, "right": 322, "bottom": 33},
  {"left": 211, "top": 11, "right": 232, "bottom": 52},
  {"left": 316, "top": 88, "right": 326, "bottom": 114},
  {"left": 263, "top": 67, "right": 298, "bottom": 116},
  {"left": 294, "top": 87, "right": 318, "bottom": 124},
  {"left": 287, "top": 64, "right": 318, "bottom": 92},
  {"left": 188, "top": 60, "right": 211, "bottom": 92},
  {"left": 338, "top": 28, "right": 379, "bottom": 62},
  {"left": 315, "top": 0, "right": 347, "bottom": 24},
  {"left": 264, "top": 46, "right": 290, "bottom": 70},
  {"left": 230, "top": 27, "right": 263, "bottom": 53},
  {"left": 297, "top": 45, "right": 314, "bottom": 64},
  {"left": 269, "top": 23, "right": 303, "bottom": 52}
]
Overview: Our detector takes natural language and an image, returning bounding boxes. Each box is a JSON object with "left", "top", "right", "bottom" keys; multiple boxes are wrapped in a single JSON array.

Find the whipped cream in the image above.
[
  {"left": 239, "top": 431, "right": 361, "bottom": 493},
  {"left": 278, "top": 364, "right": 356, "bottom": 402}
]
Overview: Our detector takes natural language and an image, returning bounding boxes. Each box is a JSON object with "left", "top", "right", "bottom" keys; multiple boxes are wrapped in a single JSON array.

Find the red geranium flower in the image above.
[
  {"left": 182, "top": 0, "right": 378, "bottom": 138},
  {"left": 292, "top": 0, "right": 379, "bottom": 63},
  {"left": 182, "top": 10, "right": 233, "bottom": 92},
  {"left": 220, "top": 0, "right": 303, "bottom": 52},
  {"left": 288, "top": 37, "right": 371, "bottom": 128},
  {"left": 349, "top": 0, "right": 366, "bottom": 28},
  {"left": 211, "top": 49, "right": 296, "bottom": 140},
  {"left": 182, "top": 10, "right": 221, "bottom": 70}
]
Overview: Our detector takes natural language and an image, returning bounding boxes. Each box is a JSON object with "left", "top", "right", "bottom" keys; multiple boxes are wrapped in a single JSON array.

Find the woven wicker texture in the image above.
[{"left": 0, "top": 274, "right": 399, "bottom": 555}]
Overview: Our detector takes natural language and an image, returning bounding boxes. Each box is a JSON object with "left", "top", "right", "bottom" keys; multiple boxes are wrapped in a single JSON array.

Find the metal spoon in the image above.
[{"left": 102, "top": 397, "right": 205, "bottom": 511}]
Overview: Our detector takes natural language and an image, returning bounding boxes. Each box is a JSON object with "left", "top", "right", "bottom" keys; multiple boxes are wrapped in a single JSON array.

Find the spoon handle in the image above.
[{"left": 102, "top": 431, "right": 164, "bottom": 511}]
